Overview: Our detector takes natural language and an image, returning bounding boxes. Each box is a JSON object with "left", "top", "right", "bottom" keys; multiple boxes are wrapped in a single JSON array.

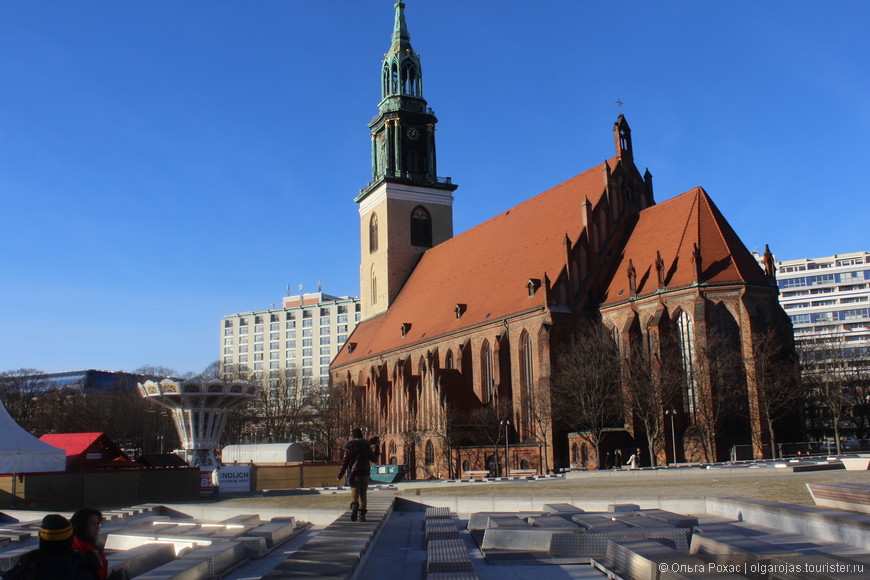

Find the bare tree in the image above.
[
  {"left": 552, "top": 326, "right": 623, "bottom": 469},
  {"left": 750, "top": 329, "right": 802, "bottom": 458},
  {"left": 134, "top": 365, "right": 180, "bottom": 377},
  {"left": 0, "top": 369, "right": 49, "bottom": 432},
  {"left": 800, "top": 339, "right": 858, "bottom": 455},
  {"left": 624, "top": 344, "right": 683, "bottom": 466}
]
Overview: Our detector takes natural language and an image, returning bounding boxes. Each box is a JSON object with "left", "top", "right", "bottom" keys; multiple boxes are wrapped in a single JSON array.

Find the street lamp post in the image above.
[
  {"left": 500, "top": 419, "right": 511, "bottom": 477},
  {"left": 665, "top": 409, "right": 678, "bottom": 465}
]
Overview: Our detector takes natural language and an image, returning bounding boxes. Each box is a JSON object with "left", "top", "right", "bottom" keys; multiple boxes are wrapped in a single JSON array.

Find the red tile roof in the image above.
[
  {"left": 334, "top": 159, "right": 618, "bottom": 367},
  {"left": 601, "top": 186, "right": 768, "bottom": 306}
]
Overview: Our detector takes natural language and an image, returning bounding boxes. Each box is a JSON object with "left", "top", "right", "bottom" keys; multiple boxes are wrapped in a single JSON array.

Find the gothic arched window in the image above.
[
  {"left": 519, "top": 330, "right": 534, "bottom": 431},
  {"left": 481, "top": 340, "right": 493, "bottom": 403},
  {"left": 410, "top": 206, "right": 432, "bottom": 247},
  {"left": 424, "top": 440, "right": 434, "bottom": 465},
  {"left": 369, "top": 213, "right": 379, "bottom": 253},
  {"left": 445, "top": 350, "right": 454, "bottom": 370},
  {"left": 675, "top": 311, "right": 698, "bottom": 414},
  {"left": 371, "top": 265, "right": 378, "bottom": 305}
]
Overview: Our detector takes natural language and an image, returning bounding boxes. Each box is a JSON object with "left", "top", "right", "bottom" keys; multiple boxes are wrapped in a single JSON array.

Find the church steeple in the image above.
[
  {"left": 358, "top": 1, "right": 455, "bottom": 201},
  {"left": 356, "top": 2, "right": 458, "bottom": 320}
]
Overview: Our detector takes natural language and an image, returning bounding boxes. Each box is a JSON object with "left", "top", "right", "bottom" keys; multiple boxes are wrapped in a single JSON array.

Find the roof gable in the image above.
[{"left": 602, "top": 187, "right": 768, "bottom": 305}]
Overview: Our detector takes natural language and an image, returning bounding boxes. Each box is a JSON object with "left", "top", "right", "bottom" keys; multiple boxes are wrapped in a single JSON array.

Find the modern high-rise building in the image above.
[
  {"left": 776, "top": 251, "right": 870, "bottom": 349},
  {"left": 221, "top": 291, "right": 361, "bottom": 390}
]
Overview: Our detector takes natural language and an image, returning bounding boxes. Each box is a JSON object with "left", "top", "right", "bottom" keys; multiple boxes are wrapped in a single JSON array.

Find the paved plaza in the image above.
[{"left": 0, "top": 465, "right": 867, "bottom": 579}]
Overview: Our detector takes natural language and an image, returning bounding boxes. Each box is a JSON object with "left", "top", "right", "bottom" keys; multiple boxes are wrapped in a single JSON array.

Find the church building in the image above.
[{"left": 330, "top": 2, "right": 794, "bottom": 478}]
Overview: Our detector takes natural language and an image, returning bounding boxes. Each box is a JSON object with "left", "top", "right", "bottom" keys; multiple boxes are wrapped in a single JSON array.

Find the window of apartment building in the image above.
[
  {"left": 254, "top": 362, "right": 263, "bottom": 370},
  {"left": 270, "top": 324, "right": 279, "bottom": 333},
  {"left": 238, "top": 355, "right": 248, "bottom": 363},
  {"left": 223, "top": 347, "right": 232, "bottom": 354},
  {"left": 320, "top": 307, "right": 330, "bottom": 316},
  {"left": 224, "top": 328, "right": 233, "bottom": 336},
  {"left": 286, "top": 321, "right": 296, "bottom": 329},
  {"left": 224, "top": 338, "right": 233, "bottom": 345},
  {"left": 270, "top": 361, "right": 279, "bottom": 369},
  {"left": 270, "top": 313, "right": 279, "bottom": 322},
  {"left": 239, "top": 345, "right": 248, "bottom": 354},
  {"left": 302, "top": 319, "right": 313, "bottom": 327},
  {"left": 303, "top": 348, "right": 312, "bottom": 357},
  {"left": 239, "top": 335, "right": 248, "bottom": 344},
  {"left": 338, "top": 335, "right": 348, "bottom": 344},
  {"left": 254, "top": 334, "right": 263, "bottom": 343},
  {"left": 286, "top": 330, "right": 296, "bottom": 339},
  {"left": 269, "top": 332, "right": 278, "bottom": 341},
  {"left": 303, "top": 310, "right": 312, "bottom": 318},
  {"left": 254, "top": 353, "right": 264, "bottom": 361},
  {"left": 286, "top": 340, "right": 296, "bottom": 349},
  {"left": 254, "top": 344, "right": 264, "bottom": 352},
  {"left": 320, "top": 337, "right": 330, "bottom": 345},
  {"left": 286, "top": 311, "right": 296, "bottom": 320},
  {"left": 270, "top": 342, "right": 279, "bottom": 350},
  {"left": 355, "top": 303, "right": 361, "bottom": 312},
  {"left": 302, "top": 368, "right": 313, "bottom": 377},
  {"left": 303, "top": 358, "right": 312, "bottom": 367},
  {"left": 355, "top": 314, "right": 361, "bottom": 322},
  {"left": 319, "top": 316, "right": 330, "bottom": 325},
  {"left": 320, "top": 366, "right": 329, "bottom": 376},
  {"left": 302, "top": 329, "right": 313, "bottom": 337},
  {"left": 842, "top": 296, "right": 868, "bottom": 303},
  {"left": 223, "top": 356, "right": 232, "bottom": 364},
  {"left": 302, "top": 338, "right": 312, "bottom": 347},
  {"left": 320, "top": 356, "right": 331, "bottom": 365},
  {"left": 270, "top": 351, "right": 279, "bottom": 360},
  {"left": 254, "top": 324, "right": 264, "bottom": 333},
  {"left": 302, "top": 379, "right": 312, "bottom": 388},
  {"left": 337, "top": 314, "right": 348, "bottom": 323},
  {"left": 238, "top": 325, "right": 248, "bottom": 335},
  {"left": 320, "top": 347, "right": 330, "bottom": 355},
  {"left": 224, "top": 319, "right": 233, "bottom": 328},
  {"left": 320, "top": 327, "right": 330, "bottom": 335},
  {"left": 286, "top": 349, "right": 296, "bottom": 359},
  {"left": 338, "top": 305, "right": 348, "bottom": 314},
  {"left": 337, "top": 325, "right": 348, "bottom": 333}
]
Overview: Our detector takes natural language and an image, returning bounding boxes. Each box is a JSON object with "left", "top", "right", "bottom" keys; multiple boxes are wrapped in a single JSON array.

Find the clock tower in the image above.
[{"left": 357, "top": 1, "right": 457, "bottom": 319}]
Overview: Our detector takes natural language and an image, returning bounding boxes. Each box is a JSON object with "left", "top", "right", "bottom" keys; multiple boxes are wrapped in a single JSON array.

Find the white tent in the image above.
[
  {"left": 221, "top": 443, "right": 307, "bottom": 464},
  {"left": 0, "top": 400, "right": 66, "bottom": 474}
]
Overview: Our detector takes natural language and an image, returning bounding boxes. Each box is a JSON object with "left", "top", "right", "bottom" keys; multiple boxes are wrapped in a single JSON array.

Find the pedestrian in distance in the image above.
[
  {"left": 2, "top": 514, "right": 99, "bottom": 580},
  {"left": 337, "top": 428, "right": 379, "bottom": 522},
  {"left": 211, "top": 464, "right": 222, "bottom": 501},
  {"left": 626, "top": 448, "right": 640, "bottom": 470},
  {"left": 614, "top": 449, "right": 623, "bottom": 469},
  {"left": 601, "top": 450, "right": 612, "bottom": 470}
]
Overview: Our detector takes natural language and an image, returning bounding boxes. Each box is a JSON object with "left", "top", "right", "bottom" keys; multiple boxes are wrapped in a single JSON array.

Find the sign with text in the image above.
[{"left": 215, "top": 465, "right": 252, "bottom": 493}]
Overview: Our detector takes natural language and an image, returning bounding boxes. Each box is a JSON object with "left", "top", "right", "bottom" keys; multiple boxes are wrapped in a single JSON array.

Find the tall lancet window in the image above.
[
  {"left": 410, "top": 206, "right": 432, "bottom": 247},
  {"left": 675, "top": 311, "right": 698, "bottom": 414},
  {"left": 481, "top": 340, "right": 493, "bottom": 404},
  {"left": 369, "top": 213, "right": 379, "bottom": 253},
  {"left": 519, "top": 331, "right": 534, "bottom": 432}
]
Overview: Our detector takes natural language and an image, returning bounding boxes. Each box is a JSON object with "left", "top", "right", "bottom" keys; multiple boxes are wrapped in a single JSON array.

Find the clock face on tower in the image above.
[{"left": 406, "top": 126, "right": 421, "bottom": 142}]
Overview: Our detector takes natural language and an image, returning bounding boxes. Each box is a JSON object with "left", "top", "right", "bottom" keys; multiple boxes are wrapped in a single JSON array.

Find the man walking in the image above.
[{"left": 337, "top": 428, "right": 379, "bottom": 521}]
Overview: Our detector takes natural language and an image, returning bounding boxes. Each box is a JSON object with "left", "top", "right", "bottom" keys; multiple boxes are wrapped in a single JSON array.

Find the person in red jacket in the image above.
[
  {"left": 337, "top": 428, "right": 379, "bottom": 521},
  {"left": 70, "top": 509, "right": 109, "bottom": 580}
]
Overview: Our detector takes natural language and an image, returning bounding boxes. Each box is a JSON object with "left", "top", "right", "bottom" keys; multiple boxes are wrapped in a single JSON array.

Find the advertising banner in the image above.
[{"left": 216, "top": 465, "right": 252, "bottom": 493}]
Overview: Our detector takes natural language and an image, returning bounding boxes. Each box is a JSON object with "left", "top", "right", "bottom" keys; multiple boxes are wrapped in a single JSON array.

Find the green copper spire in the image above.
[
  {"left": 358, "top": 1, "right": 456, "bottom": 200},
  {"left": 382, "top": 1, "right": 423, "bottom": 103}
]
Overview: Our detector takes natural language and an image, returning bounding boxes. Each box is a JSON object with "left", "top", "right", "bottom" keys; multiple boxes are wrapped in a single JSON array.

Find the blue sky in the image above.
[{"left": 1, "top": 1, "right": 868, "bottom": 375}]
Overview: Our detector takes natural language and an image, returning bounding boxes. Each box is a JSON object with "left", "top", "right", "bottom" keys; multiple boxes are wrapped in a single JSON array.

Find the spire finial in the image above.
[
  {"left": 616, "top": 96, "right": 624, "bottom": 114},
  {"left": 393, "top": 1, "right": 410, "bottom": 44}
]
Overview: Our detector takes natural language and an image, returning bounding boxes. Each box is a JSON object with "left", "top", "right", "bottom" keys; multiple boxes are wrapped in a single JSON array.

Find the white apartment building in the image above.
[
  {"left": 776, "top": 251, "right": 870, "bottom": 350},
  {"left": 221, "top": 291, "right": 361, "bottom": 391}
]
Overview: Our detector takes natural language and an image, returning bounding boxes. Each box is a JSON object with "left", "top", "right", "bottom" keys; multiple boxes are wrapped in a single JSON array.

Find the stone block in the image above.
[
  {"left": 134, "top": 558, "right": 210, "bottom": 580},
  {"left": 542, "top": 503, "right": 584, "bottom": 514},
  {"left": 425, "top": 524, "right": 459, "bottom": 542},
  {"left": 606, "top": 538, "right": 702, "bottom": 580},
  {"left": 106, "top": 543, "right": 176, "bottom": 578},
  {"left": 179, "top": 541, "right": 247, "bottom": 575},
  {"left": 608, "top": 503, "right": 641, "bottom": 513},
  {"left": 481, "top": 528, "right": 571, "bottom": 551},
  {"left": 425, "top": 506, "right": 452, "bottom": 519},
  {"left": 427, "top": 538, "right": 473, "bottom": 573},
  {"left": 235, "top": 536, "right": 268, "bottom": 558},
  {"left": 247, "top": 521, "right": 297, "bottom": 548},
  {"left": 527, "top": 515, "right": 579, "bottom": 528}
]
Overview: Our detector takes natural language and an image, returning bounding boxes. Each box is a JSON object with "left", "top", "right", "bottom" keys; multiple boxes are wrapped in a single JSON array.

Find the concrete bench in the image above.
[
  {"left": 807, "top": 482, "right": 870, "bottom": 514},
  {"left": 510, "top": 469, "right": 537, "bottom": 477},
  {"left": 462, "top": 470, "right": 490, "bottom": 479}
]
